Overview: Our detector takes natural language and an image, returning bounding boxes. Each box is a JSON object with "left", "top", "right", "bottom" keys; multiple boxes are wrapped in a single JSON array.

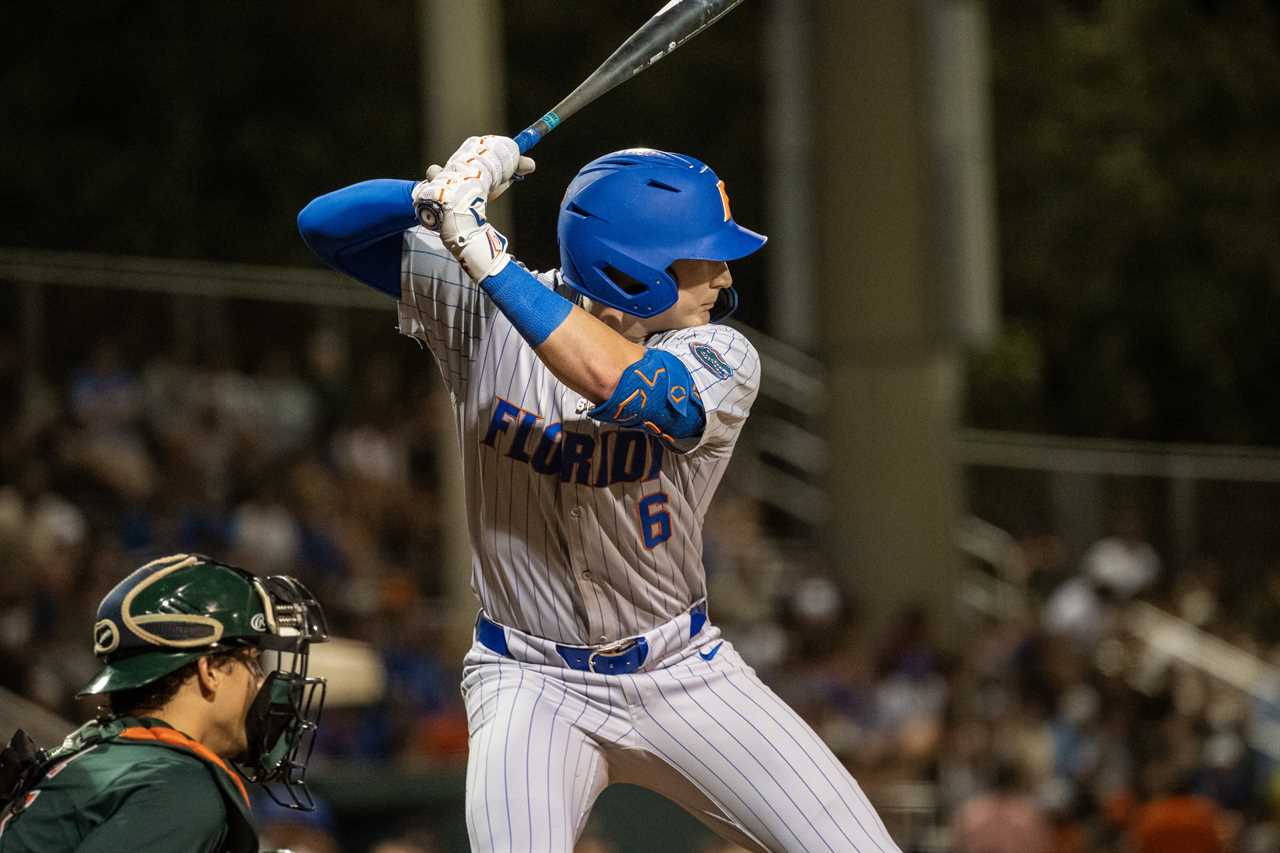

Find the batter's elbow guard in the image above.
[{"left": 588, "top": 348, "right": 705, "bottom": 443}]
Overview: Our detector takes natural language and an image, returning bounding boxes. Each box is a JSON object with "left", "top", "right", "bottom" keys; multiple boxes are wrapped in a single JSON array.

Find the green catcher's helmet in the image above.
[
  {"left": 81, "top": 553, "right": 312, "bottom": 696},
  {"left": 80, "top": 553, "right": 330, "bottom": 810}
]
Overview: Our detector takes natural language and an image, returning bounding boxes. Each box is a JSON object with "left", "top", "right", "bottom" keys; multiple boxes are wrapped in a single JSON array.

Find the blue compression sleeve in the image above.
[
  {"left": 297, "top": 179, "right": 418, "bottom": 297},
  {"left": 480, "top": 261, "right": 573, "bottom": 348}
]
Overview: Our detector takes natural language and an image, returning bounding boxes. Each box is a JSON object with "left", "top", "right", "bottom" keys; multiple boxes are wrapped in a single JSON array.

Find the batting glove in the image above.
[
  {"left": 419, "top": 135, "right": 534, "bottom": 203},
  {"left": 427, "top": 177, "right": 512, "bottom": 282}
]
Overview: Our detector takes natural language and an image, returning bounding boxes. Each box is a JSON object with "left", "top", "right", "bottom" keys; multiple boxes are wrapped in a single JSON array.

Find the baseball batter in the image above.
[{"left": 299, "top": 137, "right": 898, "bottom": 852}]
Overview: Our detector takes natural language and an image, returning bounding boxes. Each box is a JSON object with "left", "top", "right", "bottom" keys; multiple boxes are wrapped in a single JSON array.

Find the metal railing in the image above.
[
  {"left": 957, "top": 427, "right": 1280, "bottom": 482},
  {"left": 0, "top": 247, "right": 383, "bottom": 308}
]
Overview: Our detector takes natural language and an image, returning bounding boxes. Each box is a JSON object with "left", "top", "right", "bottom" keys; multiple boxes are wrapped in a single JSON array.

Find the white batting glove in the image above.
[
  {"left": 424, "top": 135, "right": 534, "bottom": 202},
  {"left": 429, "top": 175, "right": 512, "bottom": 282}
]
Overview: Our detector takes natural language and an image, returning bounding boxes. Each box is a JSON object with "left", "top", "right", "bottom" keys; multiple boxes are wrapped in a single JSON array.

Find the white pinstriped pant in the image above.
[{"left": 460, "top": 636, "right": 900, "bottom": 853}]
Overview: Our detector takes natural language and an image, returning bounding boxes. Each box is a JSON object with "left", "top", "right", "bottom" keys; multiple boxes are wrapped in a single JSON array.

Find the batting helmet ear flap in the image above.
[{"left": 584, "top": 240, "right": 680, "bottom": 318}]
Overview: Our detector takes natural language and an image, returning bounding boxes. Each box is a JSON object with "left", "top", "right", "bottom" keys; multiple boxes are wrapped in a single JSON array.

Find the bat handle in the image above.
[
  {"left": 512, "top": 128, "right": 541, "bottom": 154},
  {"left": 513, "top": 110, "right": 563, "bottom": 155}
]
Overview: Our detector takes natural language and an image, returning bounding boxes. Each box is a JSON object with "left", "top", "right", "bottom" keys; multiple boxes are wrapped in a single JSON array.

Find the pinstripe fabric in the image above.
[
  {"left": 397, "top": 227, "right": 759, "bottom": 646},
  {"left": 398, "top": 226, "right": 897, "bottom": 852},
  {"left": 460, "top": 638, "right": 900, "bottom": 853}
]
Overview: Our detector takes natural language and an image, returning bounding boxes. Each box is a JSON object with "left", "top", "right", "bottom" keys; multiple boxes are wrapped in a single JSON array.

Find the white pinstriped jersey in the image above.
[{"left": 396, "top": 227, "right": 759, "bottom": 645}]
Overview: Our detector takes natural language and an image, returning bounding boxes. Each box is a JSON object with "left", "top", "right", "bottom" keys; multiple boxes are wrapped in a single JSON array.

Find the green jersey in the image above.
[{"left": 0, "top": 717, "right": 257, "bottom": 853}]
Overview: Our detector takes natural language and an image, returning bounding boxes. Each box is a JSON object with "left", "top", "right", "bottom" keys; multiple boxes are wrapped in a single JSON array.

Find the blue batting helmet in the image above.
[{"left": 557, "top": 149, "right": 767, "bottom": 321}]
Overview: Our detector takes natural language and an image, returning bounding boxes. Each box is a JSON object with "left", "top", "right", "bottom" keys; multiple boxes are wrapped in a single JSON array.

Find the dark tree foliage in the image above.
[
  {"left": 6, "top": 1, "right": 1280, "bottom": 438},
  {"left": 0, "top": 1, "right": 765, "bottom": 324},
  {"left": 973, "top": 0, "right": 1280, "bottom": 441},
  {"left": 1, "top": 0, "right": 419, "bottom": 265}
]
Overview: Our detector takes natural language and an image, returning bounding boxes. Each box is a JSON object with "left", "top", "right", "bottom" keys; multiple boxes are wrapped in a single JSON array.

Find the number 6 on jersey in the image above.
[{"left": 638, "top": 493, "right": 671, "bottom": 548}]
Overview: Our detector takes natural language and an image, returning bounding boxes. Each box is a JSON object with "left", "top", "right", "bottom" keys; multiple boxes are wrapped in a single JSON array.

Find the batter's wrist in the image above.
[
  {"left": 480, "top": 261, "right": 573, "bottom": 348},
  {"left": 447, "top": 229, "right": 511, "bottom": 282}
]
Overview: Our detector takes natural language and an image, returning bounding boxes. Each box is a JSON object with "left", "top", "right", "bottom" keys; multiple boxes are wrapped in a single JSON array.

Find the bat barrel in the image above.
[{"left": 423, "top": 0, "right": 746, "bottom": 230}]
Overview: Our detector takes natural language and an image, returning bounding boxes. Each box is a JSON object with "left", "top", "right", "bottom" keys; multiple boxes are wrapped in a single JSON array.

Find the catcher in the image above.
[{"left": 0, "top": 554, "right": 329, "bottom": 853}]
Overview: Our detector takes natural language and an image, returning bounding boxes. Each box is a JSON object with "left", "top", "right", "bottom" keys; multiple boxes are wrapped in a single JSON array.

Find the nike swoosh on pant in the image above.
[{"left": 698, "top": 642, "right": 724, "bottom": 661}]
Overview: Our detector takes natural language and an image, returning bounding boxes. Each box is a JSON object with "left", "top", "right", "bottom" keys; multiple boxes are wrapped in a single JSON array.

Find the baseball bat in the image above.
[{"left": 417, "top": 0, "right": 746, "bottom": 230}]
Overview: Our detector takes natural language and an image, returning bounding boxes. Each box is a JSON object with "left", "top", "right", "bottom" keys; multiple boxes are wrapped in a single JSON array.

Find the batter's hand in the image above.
[
  {"left": 434, "top": 135, "right": 534, "bottom": 201},
  {"left": 427, "top": 175, "right": 512, "bottom": 282}
]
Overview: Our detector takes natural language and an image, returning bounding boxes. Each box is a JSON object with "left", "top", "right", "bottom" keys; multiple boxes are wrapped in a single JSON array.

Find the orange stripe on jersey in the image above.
[{"left": 118, "top": 726, "right": 250, "bottom": 808}]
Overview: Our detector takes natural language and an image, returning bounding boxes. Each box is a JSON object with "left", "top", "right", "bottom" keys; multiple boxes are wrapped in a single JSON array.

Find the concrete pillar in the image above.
[
  {"left": 418, "top": 0, "right": 507, "bottom": 658},
  {"left": 764, "top": 0, "right": 816, "bottom": 348},
  {"left": 813, "top": 0, "right": 995, "bottom": 639},
  {"left": 419, "top": 0, "right": 512, "bottom": 234}
]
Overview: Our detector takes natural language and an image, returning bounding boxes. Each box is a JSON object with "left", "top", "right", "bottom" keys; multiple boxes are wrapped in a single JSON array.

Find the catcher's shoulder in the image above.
[{"left": 76, "top": 737, "right": 220, "bottom": 786}]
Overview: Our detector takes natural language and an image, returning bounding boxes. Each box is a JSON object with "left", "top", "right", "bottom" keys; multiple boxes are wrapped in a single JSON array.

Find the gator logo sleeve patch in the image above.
[{"left": 689, "top": 342, "right": 734, "bottom": 380}]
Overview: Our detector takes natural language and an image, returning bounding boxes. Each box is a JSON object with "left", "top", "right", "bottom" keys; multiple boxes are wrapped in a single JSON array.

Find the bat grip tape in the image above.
[
  {"left": 513, "top": 112, "right": 560, "bottom": 154},
  {"left": 512, "top": 128, "right": 541, "bottom": 154}
]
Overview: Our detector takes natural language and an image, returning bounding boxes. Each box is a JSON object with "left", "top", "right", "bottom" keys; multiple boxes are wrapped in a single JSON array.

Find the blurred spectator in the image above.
[
  {"left": 253, "top": 346, "right": 319, "bottom": 456},
  {"left": 66, "top": 338, "right": 157, "bottom": 503},
  {"left": 1127, "top": 763, "right": 1226, "bottom": 853},
  {"left": 704, "top": 492, "right": 792, "bottom": 673},
  {"left": 1043, "top": 571, "right": 1121, "bottom": 650},
  {"left": 950, "top": 759, "right": 1053, "bottom": 853},
  {"left": 1079, "top": 508, "right": 1161, "bottom": 600},
  {"left": 228, "top": 484, "right": 303, "bottom": 572},
  {"left": 6, "top": 301, "right": 1280, "bottom": 853},
  {"left": 1044, "top": 509, "right": 1162, "bottom": 651},
  {"left": 370, "top": 828, "right": 442, "bottom": 853},
  {"left": 69, "top": 338, "right": 143, "bottom": 432}
]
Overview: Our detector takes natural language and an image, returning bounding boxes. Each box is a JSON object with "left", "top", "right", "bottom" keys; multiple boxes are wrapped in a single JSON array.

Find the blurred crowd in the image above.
[
  {"left": 0, "top": 329, "right": 462, "bottom": 757},
  {"left": 5, "top": 329, "right": 1280, "bottom": 852},
  {"left": 709, "top": 510, "right": 1280, "bottom": 853}
]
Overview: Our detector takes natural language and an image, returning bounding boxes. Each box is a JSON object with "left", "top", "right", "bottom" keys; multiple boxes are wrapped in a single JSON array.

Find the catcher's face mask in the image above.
[{"left": 235, "top": 575, "right": 328, "bottom": 811}]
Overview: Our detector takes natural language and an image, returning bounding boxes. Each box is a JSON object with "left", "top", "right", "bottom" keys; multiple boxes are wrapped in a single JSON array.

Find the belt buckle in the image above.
[{"left": 587, "top": 638, "right": 637, "bottom": 673}]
